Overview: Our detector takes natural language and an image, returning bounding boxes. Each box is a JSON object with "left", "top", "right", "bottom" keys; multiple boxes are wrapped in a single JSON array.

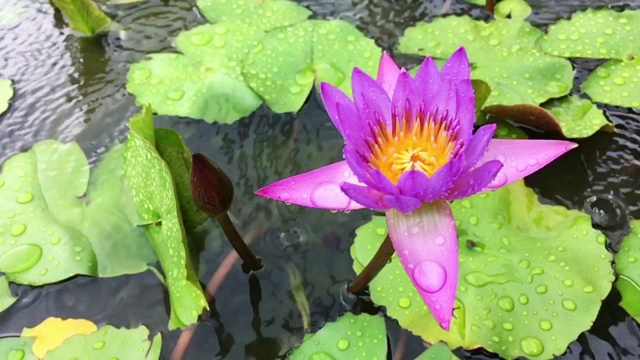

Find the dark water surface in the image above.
[{"left": 0, "top": 0, "right": 639, "bottom": 359}]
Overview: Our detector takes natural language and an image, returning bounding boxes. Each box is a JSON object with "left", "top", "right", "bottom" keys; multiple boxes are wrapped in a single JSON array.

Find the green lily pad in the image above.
[
  {"left": 539, "top": 9, "right": 640, "bottom": 61},
  {"left": 493, "top": 122, "right": 528, "bottom": 139},
  {"left": 123, "top": 107, "right": 207, "bottom": 329},
  {"left": 414, "top": 343, "right": 458, "bottom": 360},
  {"left": 351, "top": 181, "right": 614, "bottom": 359},
  {"left": 0, "top": 140, "right": 155, "bottom": 285},
  {"left": 579, "top": 59, "right": 640, "bottom": 108},
  {"left": 196, "top": 0, "right": 311, "bottom": 30},
  {"left": 495, "top": 0, "right": 532, "bottom": 20},
  {"left": 0, "top": 276, "right": 16, "bottom": 314},
  {"left": 0, "top": 79, "right": 13, "bottom": 116},
  {"left": 0, "top": 338, "right": 35, "bottom": 360},
  {"left": 288, "top": 312, "right": 386, "bottom": 360},
  {"left": 397, "top": 16, "right": 573, "bottom": 107},
  {"left": 44, "top": 325, "right": 160, "bottom": 360},
  {"left": 51, "top": 0, "right": 112, "bottom": 35},
  {"left": 542, "top": 96, "right": 612, "bottom": 137},
  {"left": 154, "top": 129, "right": 208, "bottom": 230},
  {"left": 615, "top": 220, "right": 640, "bottom": 321},
  {"left": 243, "top": 19, "right": 381, "bottom": 113}
]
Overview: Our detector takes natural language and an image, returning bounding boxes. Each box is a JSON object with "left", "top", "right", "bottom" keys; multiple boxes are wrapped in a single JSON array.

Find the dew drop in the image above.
[
  {"left": 167, "top": 89, "right": 185, "bottom": 101},
  {"left": 375, "top": 228, "right": 386, "bottom": 236},
  {"left": 628, "top": 255, "right": 638, "bottom": 263},
  {"left": 612, "top": 77, "right": 626, "bottom": 85},
  {"left": 310, "top": 183, "right": 350, "bottom": 209},
  {"left": 16, "top": 193, "right": 33, "bottom": 204},
  {"left": 398, "top": 297, "right": 411, "bottom": 308},
  {"left": 412, "top": 260, "right": 447, "bottom": 293},
  {"left": 520, "top": 337, "right": 544, "bottom": 356},
  {"left": 582, "top": 285, "right": 594, "bottom": 293},
  {"left": 483, "top": 319, "right": 496, "bottom": 329},
  {"left": 535, "top": 285, "right": 548, "bottom": 294},
  {"left": 468, "top": 215, "right": 479, "bottom": 225},
  {"left": 518, "top": 294, "right": 529, "bottom": 305},
  {"left": 502, "top": 322, "right": 513, "bottom": 330},
  {"left": 0, "top": 244, "right": 42, "bottom": 273},
  {"left": 93, "top": 341, "right": 106, "bottom": 349},
  {"left": 190, "top": 33, "right": 212, "bottom": 46},
  {"left": 280, "top": 192, "right": 290, "bottom": 201},
  {"left": 10, "top": 223, "right": 26, "bottom": 237},
  {"left": 290, "top": 85, "right": 302, "bottom": 94},
  {"left": 563, "top": 279, "right": 573, "bottom": 287},
  {"left": 545, "top": 81, "right": 568, "bottom": 94},
  {"left": 6, "top": 349, "right": 25, "bottom": 360},
  {"left": 562, "top": 299, "right": 577, "bottom": 311},
  {"left": 497, "top": 296, "right": 515, "bottom": 312},
  {"left": 539, "top": 320, "right": 553, "bottom": 331},
  {"left": 132, "top": 67, "right": 151, "bottom": 81},
  {"left": 309, "top": 351, "right": 336, "bottom": 360},
  {"left": 486, "top": 172, "right": 508, "bottom": 189},
  {"left": 336, "top": 339, "right": 349, "bottom": 351},
  {"left": 433, "top": 235, "right": 445, "bottom": 245}
]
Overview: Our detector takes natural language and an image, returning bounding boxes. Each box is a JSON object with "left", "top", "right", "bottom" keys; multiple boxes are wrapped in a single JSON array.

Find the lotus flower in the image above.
[{"left": 256, "top": 47, "right": 577, "bottom": 330}]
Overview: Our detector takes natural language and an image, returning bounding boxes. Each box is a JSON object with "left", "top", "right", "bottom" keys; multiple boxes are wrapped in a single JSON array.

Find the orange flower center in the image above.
[{"left": 368, "top": 112, "right": 457, "bottom": 184}]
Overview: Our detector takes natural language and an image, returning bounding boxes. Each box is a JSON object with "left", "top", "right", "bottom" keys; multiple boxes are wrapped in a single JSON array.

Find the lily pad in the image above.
[
  {"left": 580, "top": 59, "right": 640, "bottom": 108},
  {"left": 414, "top": 343, "right": 458, "bottom": 360},
  {"left": 288, "top": 312, "right": 386, "bottom": 360},
  {"left": 0, "top": 140, "right": 155, "bottom": 285},
  {"left": 243, "top": 19, "right": 381, "bottom": 113},
  {"left": 0, "top": 79, "right": 13, "bottom": 115},
  {"left": 51, "top": 0, "right": 113, "bottom": 35},
  {"left": 397, "top": 16, "right": 573, "bottom": 107},
  {"left": 615, "top": 220, "right": 640, "bottom": 321},
  {"left": 43, "top": 325, "right": 160, "bottom": 360},
  {"left": 196, "top": 0, "right": 311, "bottom": 30},
  {"left": 493, "top": 122, "right": 527, "bottom": 139},
  {"left": 0, "top": 338, "right": 35, "bottom": 360},
  {"left": 123, "top": 107, "right": 207, "bottom": 329},
  {"left": 351, "top": 181, "right": 614, "bottom": 359},
  {"left": 0, "top": 276, "right": 16, "bottom": 313},
  {"left": 22, "top": 317, "right": 98, "bottom": 358},
  {"left": 494, "top": 0, "right": 532, "bottom": 20}
]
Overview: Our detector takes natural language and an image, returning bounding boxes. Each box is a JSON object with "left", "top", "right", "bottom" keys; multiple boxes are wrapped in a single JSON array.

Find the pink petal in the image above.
[
  {"left": 376, "top": 52, "right": 401, "bottom": 98},
  {"left": 386, "top": 200, "right": 458, "bottom": 331},
  {"left": 478, "top": 139, "right": 578, "bottom": 192},
  {"left": 255, "top": 161, "right": 365, "bottom": 211}
]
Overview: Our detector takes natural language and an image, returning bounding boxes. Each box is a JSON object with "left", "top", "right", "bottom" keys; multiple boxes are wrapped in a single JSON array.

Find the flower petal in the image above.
[
  {"left": 462, "top": 123, "right": 496, "bottom": 173},
  {"left": 255, "top": 161, "right": 365, "bottom": 210},
  {"left": 376, "top": 52, "right": 401, "bottom": 98},
  {"left": 441, "top": 47, "right": 471, "bottom": 82},
  {"left": 392, "top": 70, "right": 422, "bottom": 124},
  {"left": 340, "top": 182, "right": 387, "bottom": 211},
  {"left": 445, "top": 160, "right": 503, "bottom": 200},
  {"left": 397, "top": 156, "right": 463, "bottom": 203},
  {"left": 382, "top": 194, "right": 422, "bottom": 213},
  {"left": 478, "top": 139, "right": 578, "bottom": 192},
  {"left": 320, "top": 82, "right": 368, "bottom": 150},
  {"left": 454, "top": 78, "right": 476, "bottom": 139},
  {"left": 386, "top": 200, "right": 458, "bottom": 331},
  {"left": 352, "top": 68, "right": 392, "bottom": 129},
  {"left": 414, "top": 56, "right": 441, "bottom": 111}
]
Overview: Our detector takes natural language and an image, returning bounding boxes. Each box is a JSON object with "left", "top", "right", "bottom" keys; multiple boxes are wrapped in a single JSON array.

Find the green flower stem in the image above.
[
  {"left": 347, "top": 235, "right": 394, "bottom": 295},
  {"left": 217, "top": 213, "right": 263, "bottom": 273}
]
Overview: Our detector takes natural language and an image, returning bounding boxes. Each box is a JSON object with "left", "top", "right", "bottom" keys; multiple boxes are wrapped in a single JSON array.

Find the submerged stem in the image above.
[
  {"left": 485, "top": 0, "right": 495, "bottom": 14},
  {"left": 217, "top": 213, "right": 263, "bottom": 273},
  {"left": 347, "top": 235, "right": 395, "bottom": 295}
]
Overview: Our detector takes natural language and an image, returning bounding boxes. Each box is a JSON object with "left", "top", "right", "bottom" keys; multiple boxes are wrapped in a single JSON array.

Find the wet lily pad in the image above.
[
  {"left": 196, "top": 0, "right": 311, "bottom": 30},
  {"left": 0, "top": 140, "right": 155, "bottom": 285},
  {"left": 397, "top": 16, "right": 573, "bottom": 107},
  {"left": 243, "top": 19, "right": 381, "bottom": 113},
  {"left": 0, "top": 338, "right": 35, "bottom": 360},
  {"left": 615, "top": 220, "right": 640, "bottom": 321},
  {"left": 22, "top": 317, "right": 98, "bottom": 358},
  {"left": 580, "top": 60, "right": 640, "bottom": 108},
  {"left": 351, "top": 181, "right": 614, "bottom": 359},
  {"left": 288, "top": 312, "right": 386, "bottom": 360},
  {"left": 0, "top": 276, "right": 16, "bottom": 313},
  {"left": 493, "top": 122, "right": 528, "bottom": 139},
  {"left": 494, "top": 0, "right": 532, "bottom": 20},
  {"left": 51, "top": 0, "right": 112, "bottom": 35},
  {"left": 123, "top": 107, "right": 207, "bottom": 329},
  {"left": 0, "top": 79, "right": 13, "bottom": 115},
  {"left": 414, "top": 343, "right": 458, "bottom": 360}
]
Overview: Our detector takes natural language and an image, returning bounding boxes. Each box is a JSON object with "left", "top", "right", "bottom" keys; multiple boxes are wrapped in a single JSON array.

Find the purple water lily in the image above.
[{"left": 256, "top": 47, "right": 577, "bottom": 330}]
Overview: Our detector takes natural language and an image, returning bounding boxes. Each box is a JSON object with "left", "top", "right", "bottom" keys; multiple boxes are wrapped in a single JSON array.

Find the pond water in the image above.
[{"left": 0, "top": 0, "right": 639, "bottom": 359}]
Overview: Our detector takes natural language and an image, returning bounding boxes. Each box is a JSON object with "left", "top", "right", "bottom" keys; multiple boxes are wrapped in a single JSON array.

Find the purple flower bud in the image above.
[{"left": 190, "top": 153, "right": 234, "bottom": 217}]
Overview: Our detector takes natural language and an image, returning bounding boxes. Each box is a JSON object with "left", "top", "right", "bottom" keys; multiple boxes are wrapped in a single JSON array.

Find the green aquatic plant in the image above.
[
  {"left": 0, "top": 79, "right": 13, "bottom": 115},
  {"left": 51, "top": 0, "right": 113, "bottom": 35},
  {"left": 616, "top": 220, "right": 640, "bottom": 322},
  {"left": 494, "top": 0, "right": 532, "bottom": 20},
  {"left": 0, "top": 277, "right": 16, "bottom": 313}
]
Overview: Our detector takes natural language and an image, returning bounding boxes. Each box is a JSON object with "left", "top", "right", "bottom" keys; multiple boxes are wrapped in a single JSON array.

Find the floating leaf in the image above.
[
  {"left": 0, "top": 79, "right": 13, "bottom": 116},
  {"left": 398, "top": 16, "right": 573, "bottom": 107},
  {"left": 580, "top": 59, "right": 640, "bottom": 108},
  {"left": 50, "top": 0, "right": 112, "bottom": 35},
  {"left": 495, "top": 0, "right": 532, "bottom": 20},
  {"left": 243, "top": 20, "right": 381, "bottom": 113},
  {"left": 615, "top": 220, "right": 640, "bottom": 321},
  {"left": 288, "top": 313, "right": 386, "bottom": 360},
  {"left": 0, "top": 276, "right": 16, "bottom": 314},
  {"left": 352, "top": 181, "right": 614, "bottom": 359},
  {"left": 196, "top": 0, "right": 311, "bottom": 30},
  {"left": 414, "top": 343, "right": 458, "bottom": 360},
  {"left": 123, "top": 107, "right": 207, "bottom": 329},
  {"left": 0, "top": 338, "right": 35, "bottom": 360},
  {"left": 22, "top": 317, "right": 98, "bottom": 358},
  {"left": 493, "top": 122, "right": 528, "bottom": 139},
  {"left": 43, "top": 325, "right": 160, "bottom": 360}
]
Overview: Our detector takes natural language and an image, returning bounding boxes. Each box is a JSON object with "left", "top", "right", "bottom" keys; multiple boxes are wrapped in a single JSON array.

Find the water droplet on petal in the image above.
[
  {"left": 412, "top": 260, "right": 447, "bottom": 293},
  {"left": 310, "top": 182, "right": 351, "bottom": 210},
  {"left": 433, "top": 235, "right": 445, "bottom": 245},
  {"left": 486, "top": 172, "right": 508, "bottom": 189}
]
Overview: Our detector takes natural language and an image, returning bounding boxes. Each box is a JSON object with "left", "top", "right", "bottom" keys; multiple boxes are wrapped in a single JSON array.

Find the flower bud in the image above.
[{"left": 190, "top": 153, "right": 234, "bottom": 217}]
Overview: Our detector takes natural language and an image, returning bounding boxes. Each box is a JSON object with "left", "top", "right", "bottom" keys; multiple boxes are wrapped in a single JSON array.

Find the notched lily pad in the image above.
[
  {"left": 580, "top": 59, "right": 640, "bottom": 108},
  {"left": 484, "top": 96, "right": 611, "bottom": 138},
  {"left": 51, "top": 0, "right": 113, "bottom": 36},
  {"left": 352, "top": 181, "right": 614, "bottom": 359},
  {"left": 0, "top": 79, "right": 14, "bottom": 115},
  {"left": 196, "top": 0, "right": 311, "bottom": 31},
  {"left": 615, "top": 220, "right": 640, "bottom": 321},
  {"left": 243, "top": 19, "right": 381, "bottom": 113},
  {"left": 494, "top": 0, "right": 532, "bottom": 20},
  {"left": 288, "top": 312, "right": 386, "bottom": 360},
  {"left": 123, "top": 107, "right": 207, "bottom": 329},
  {"left": 397, "top": 16, "right": 573, "bottom": 107}
]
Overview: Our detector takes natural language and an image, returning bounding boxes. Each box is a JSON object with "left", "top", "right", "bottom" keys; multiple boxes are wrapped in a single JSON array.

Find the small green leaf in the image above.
[
  {"left": 0, "top": 79, "right": 13, "bottom": 116},
  {"left": 494, "top": 122, "right": 528, "bottom": 139},
  {"left": 288, "top": 313, "right": 386, "bottom": 360},
  {"left": 43, "top": 325, "right": 160, "bottom": 360},
  {"left": 615, "top": 220, "right": 640, "bottom": 321},
  {"left": 0, "top": 338, "right": 35, "bottom": 360},
  {"left": 494, "top": 0, "right": 532, "bottom": 20},
  {"left": 465, "top": 0, "right": 485, "bottom": 5},
  {"left": 123, "top": 107, "right": 207, "bottom": 329},
  {"left": 0, "top": 276, "right": 16, "bottom": 314},
  {"left": 580, "top": 59, "right": 640, "bottom": 108},
  {"left": 397, "top": 16, "right": 573, "bottom": 107},
  {"left": 352, "top": 181, "right": 614, "bottom": 359},
  {"left": 50, "top": 0, "right": 112, "bottom": 35},
  {"left": 414, "top": 343, "right": 458, "bottom": 360},
  {"left": 542, "top": 96, "right": 612, "bottom": 138},
  {"left": 539, "top": 9, "right": 640, "bottom": 61},
  {"left": 243, "top": 20, "right": 381, "bottom": 113},
  {"left": 196, "top": 0, "right": 311, "bottom": 31}
]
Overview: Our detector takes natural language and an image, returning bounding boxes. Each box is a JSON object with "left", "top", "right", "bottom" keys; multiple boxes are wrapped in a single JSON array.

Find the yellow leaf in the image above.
[{"left": 22, "top": 317, "right": 98, "bottom": 358}]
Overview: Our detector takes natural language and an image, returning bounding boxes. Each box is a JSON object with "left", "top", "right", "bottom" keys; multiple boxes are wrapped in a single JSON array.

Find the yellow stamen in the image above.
[{"left": 368, "top": 112, "right": 456, "bottom": 184}]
